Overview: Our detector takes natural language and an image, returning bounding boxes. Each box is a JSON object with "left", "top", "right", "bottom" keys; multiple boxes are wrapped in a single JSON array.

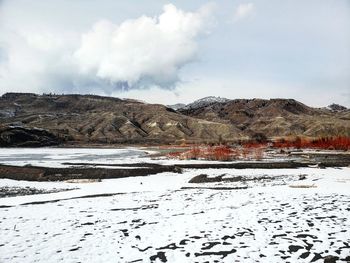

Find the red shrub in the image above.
[
  {"left": 167, "top": 151, "right": 183, "bottom": 158},
  {"left": 252, "top": 147, "right": 264, "bottom": 160},
  {"left": 210, "top": 146, "right": 233, "bottom": 161},
  {"left": 272, "top": 136, "right": 350, "bottom": 150},
  {"left": 169, "top": 145, "right": 240, "bottom": 161}
]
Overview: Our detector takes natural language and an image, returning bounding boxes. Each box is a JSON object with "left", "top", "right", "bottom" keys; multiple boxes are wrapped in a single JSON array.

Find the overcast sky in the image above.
[{"left": 0, "top": 0, "right": 349, "bottom": 106}]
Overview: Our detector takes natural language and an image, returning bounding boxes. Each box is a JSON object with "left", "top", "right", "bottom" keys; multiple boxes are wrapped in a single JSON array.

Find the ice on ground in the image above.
[
  {"left": 0, "top": 147, "right": 278, "bottom": 168},
  {"left": 0, "top": 147, "right": 152, "bottom": 168},
  {"left": 0, "top": 167, "right": 349, "bottom": 262}
]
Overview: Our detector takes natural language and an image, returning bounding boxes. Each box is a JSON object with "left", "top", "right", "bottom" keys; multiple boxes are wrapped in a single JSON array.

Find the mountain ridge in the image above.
[
  {"left": 0, "top": 93, "right": 349, "bottom": 146},
  {"left": 0, "top": 93, "right": 241, "bottom": 146},
  {"left": 178, "top": 98, "right": 350, "bottom": 138}
]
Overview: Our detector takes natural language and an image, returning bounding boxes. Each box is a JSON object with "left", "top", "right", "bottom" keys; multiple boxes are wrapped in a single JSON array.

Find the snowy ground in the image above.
[
  {"left": 0, "top": 147, "right": 154, "bottom": 168},
  {"left": 1, "top": 167, "right": 350, "bottom": 262},
  {"left": 0, "top": 147, "right": 287, "bottom": 169}
]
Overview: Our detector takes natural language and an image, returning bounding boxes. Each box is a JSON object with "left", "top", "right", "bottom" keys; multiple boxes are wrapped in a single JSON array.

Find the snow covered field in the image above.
[{"left": 1, "top": 166, "right": 350, "bottom": 262}]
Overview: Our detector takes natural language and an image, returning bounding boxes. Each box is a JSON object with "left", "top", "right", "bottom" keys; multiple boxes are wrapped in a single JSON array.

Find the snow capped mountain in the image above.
[
  {"left": 166, "top": 103, "right": 186, "bottom": 110},
  {"left": 182, "top": 96, "right": 230, "bottom": 110},
  {"left": 326, "top": 103, "right": 348, "bottom": 112}
]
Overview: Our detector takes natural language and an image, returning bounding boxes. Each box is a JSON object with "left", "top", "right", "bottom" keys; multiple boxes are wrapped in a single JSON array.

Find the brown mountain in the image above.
[
  {"left": 0, "top": 93, "right": 241, "bottom": 146},
  {"left": 179, "top": 98, "right": 350, "bottom": 138},
  {"left": 0, "top": 93, "right": 349, "bottom": 146}
]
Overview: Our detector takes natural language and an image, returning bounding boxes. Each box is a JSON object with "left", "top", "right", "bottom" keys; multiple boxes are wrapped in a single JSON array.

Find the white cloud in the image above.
[
  {"left": 0, "top": 3, "right": 214, "bottom": 94},
  {"left": 234, "top": 3, "right": 255, "bottom": 21},
  {"left": 74, "top": 4, "right": 213, "bottom": 88},
  {"left": 0, "top": 0, "right": 348, "bottom": 107}
]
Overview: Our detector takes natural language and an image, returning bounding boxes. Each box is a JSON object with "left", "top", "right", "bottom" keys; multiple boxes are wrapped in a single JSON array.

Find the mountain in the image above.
[
  {"left": 0, "top": 93, "right": 349, "bottom": 146},
  {"left": 327, "top": 103, "right": 348, "bottom": 112},
  {"left": 167, "top": 103, "right": 186, "bottom": 110},
  {"left": 181, "top": 96, "right": 231, "bottom": 110},
  {"left": 179, "top": 98, "right": 350, "bottom": 138},
  {"left": 168, "top": 97, "right": 230, "bottom": 111},
  {"left": 0, "top": 126, "right": 60, "bottom": 147},
  {"left": 0, "top": 93, "right": 241, "bottom": 146}
]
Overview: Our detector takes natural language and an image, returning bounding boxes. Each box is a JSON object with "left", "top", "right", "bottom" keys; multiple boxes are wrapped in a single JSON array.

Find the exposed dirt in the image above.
[
  {"left": 188, "top": 174, "right": 286, "bottom": 184},
  {"left": 186, "top": 172, "right": 305, "bottom": 189},
  {"left": 0, "top": 164, "right": 182, "bottom": 181},
  {"left": 0, "top": 152, "right": 349, "bottom": 182}
]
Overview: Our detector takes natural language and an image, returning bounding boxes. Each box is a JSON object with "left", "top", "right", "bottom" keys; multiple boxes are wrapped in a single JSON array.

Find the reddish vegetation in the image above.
[
  {"left": 211, "top": 146, "right": 236, "bottom": 161},
  {"left": 166, "top": 136, "right": 350, "bottom": 161},
  {"left": 242, "top": 142, "right": 266, "bottom": 149},
  {"left": 168, "top": 145, "right": 265, "bottom": 161},
  {"left": 168, "top": 146, "right": 228, "bottom": 161},
  {"left": 272, "top": 136, "right": 350, "bottom": 151},
  {"left": 242, "top": 136, "right": 350, "bottom": 151}
]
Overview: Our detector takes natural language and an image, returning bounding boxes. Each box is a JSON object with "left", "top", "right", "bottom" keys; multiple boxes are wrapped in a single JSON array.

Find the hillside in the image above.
[
  {"left": 180, "top": 96, "right": 231, "bottom": 110},
  {"left": 0, "top": 93, "right": 349, "bottom": 146},
  {"left": 0, "top": 93, "right": 241, "bottom": 146},
  {"left": 179, "top": 98, "right": 350, "bottom": 138}
]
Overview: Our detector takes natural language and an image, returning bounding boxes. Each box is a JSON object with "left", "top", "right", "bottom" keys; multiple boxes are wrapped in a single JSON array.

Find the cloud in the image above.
[
  {"left": 74, "top": 4, "right": 213, "bottom": 89},
  {"left": 233, "top": 3, "right": 255, "bottom": 21},
  {"left": 0, "top": 3, "right": 213, "bottom": 94}
]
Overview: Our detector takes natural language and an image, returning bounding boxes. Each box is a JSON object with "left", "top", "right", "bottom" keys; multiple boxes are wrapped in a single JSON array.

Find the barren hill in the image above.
[
  {"left": 179, "top": 98, "right": 350, "bottom": 138},
  {"left": 0, "top": 93, "right": 241, "bottom": 146},
  {"left": 0, "top": 93, "right": 349, "bottom": 146}
]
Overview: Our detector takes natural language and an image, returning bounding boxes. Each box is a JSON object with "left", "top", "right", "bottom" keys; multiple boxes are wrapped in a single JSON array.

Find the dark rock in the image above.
[
  {"left": 300, "top": 252, "right": 310, "bottom": 259},
  {"left": 288, "top": 245, "right": 304, "bottom": 253},
  {"left": 0, "top": 126, "right": 60, "bottom": 147},
  {"left": 311, "top": 253, "right": 323, "bottom": 262},
  {"left": 323, "top": 255, "right": 339, "bottom": 263},
  {"left": 299, "top": 174, "right": 307, "bottom": 180},
  {"left": 150, "top": 252, "right": 167, "bottom": 262}
]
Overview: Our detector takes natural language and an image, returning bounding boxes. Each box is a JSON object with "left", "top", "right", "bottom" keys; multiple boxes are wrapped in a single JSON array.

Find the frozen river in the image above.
[{"left": 0, "top": 147, "right": 151, "bottom": 167}]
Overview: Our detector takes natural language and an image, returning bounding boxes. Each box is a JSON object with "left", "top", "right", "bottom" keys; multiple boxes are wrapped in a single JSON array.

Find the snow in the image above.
[
  {"left": 0, "top": 172, "right": 193, "bottom": 207},
  {"left": 1, "top": 166, "right": 350, "bottom": 262},
  {"left": 0, "top": 147, "right": 152, "bottom": 168},
  {"left": 0, "top": 147, "right": 270, "bottom": 168},
  {"left": 166, "top": 103, "right": 186, "bottom": 110},
  {"left": 326, "top": 103, "right": 348, "bottom": 112},
  {"left": 182, "top": 96, "right": 230, "bottom": 110}
]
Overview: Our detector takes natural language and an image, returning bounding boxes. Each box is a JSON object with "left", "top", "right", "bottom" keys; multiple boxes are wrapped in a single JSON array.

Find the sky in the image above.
[{"left": 0, "top": 0, "right": 349, "bottom": 107}]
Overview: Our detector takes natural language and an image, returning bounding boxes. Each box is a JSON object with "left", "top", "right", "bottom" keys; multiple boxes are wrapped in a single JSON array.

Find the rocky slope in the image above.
[
  {"left": 167, "top": 103, "right": 186, "bottom": 110},
  {"left": 0, "top": 126, "right": 60, "bottom": 147},
  {"left": 180, "top": 96, "right": 231, "bottom": 110},
  {"left": 179, "top": 98, "right": 350, "bottom": 138},
  {"left": 327, "top": 103, "right": 348, "bottom": 112},
  {"left": 0, "top": 93, "right": 241, "bottom": 145},
  {"left": 0, "top": 93, "right": 349, "bottom": 146}
]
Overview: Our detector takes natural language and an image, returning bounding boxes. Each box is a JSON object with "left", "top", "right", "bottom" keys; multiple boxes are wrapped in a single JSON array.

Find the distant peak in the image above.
[
  {"left": 327, "top": 103, "right": 348, "bottom": 112},
  {"left": 194, "top": 96, "right": 230, "bottom": 103},
  {"left": 167, "top": 103, "right": 186, "bottom": 110},
  {"left": 182, "top": 96, "right": 230, "bottom": 110}
]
